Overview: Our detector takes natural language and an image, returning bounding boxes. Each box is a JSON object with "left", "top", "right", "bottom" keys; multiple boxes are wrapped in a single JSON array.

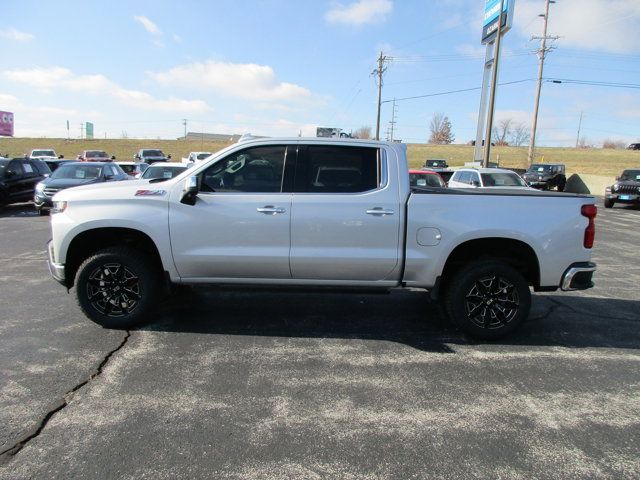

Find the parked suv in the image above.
[
  {"left": 523, "top": 164, "right": 566, "bottom": 191},
  {"left": 604, "top": 169, "right": 640, "bottom": 208},
  {"left": 135, "top": 149, "right": 171, "bottom": 164},
  {"left": 448, "top": 168, "right": 529, "bottom": 189},
  {"left": 0, "top": 157, "right": 51, "bottom": 207},
  {"left": 627, "top": 143, "right": 640, "bottom": 151},
  {"left": 34, "top": 162, "right": 129, "bottom": 215},
  {"left": 78, "top": 150, "right": 115, "bottom": 162},
  {"left": 423, "top": 159, "right": 448, "bottom": 169}
]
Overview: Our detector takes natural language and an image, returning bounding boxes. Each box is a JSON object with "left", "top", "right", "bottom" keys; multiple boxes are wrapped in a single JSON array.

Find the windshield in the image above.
[
  {"left": 527, "top": 164, "right": 553, "bottom": 173},
  {"left": 481, "top": 172, "right": 527, "bottom": 187},
  {"left": 142, "top": 150, "right": 164, "bottom": 157},
  {"left": 620, "top": 170, "right": 640, "bottom": 181},
  {"left": 410, "top": 172, "right": 444, "bottom": 188},
  {"left": 86, "top": 151, "right": 108, "bottom": 158},
  {"left": 32, "top": 150, "right": 56, "bottom": 157},
  {"left": 425, "top": 160, "right": 446, "bottom": 167},
  {"left": 141, "top": 165, "right": 187, "bottom": 180},
  {"left": 52, "top": 164, "right": 103, "bottom": 180}
]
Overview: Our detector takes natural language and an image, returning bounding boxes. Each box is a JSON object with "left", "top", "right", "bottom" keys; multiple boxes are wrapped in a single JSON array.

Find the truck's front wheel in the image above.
[
  {"left": 75, "top": 247, "right": 160, "bottom": 329},
  {"left": 444, "top": 261, "right": 531, "bottom": 340}
]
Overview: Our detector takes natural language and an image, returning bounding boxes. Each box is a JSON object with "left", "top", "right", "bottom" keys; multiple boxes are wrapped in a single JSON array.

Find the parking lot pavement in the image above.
[{"left": 1, "top": 201, "right": 639, "bottom": 479}]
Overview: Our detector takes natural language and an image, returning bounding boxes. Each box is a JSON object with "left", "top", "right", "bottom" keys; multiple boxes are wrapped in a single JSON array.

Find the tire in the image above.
[
  {"left": 37, "top": 208, "right": 48, "bottom": 216},
  {"left": 75, "top": 246, "right": 160, "bottom": 329},
  {"left": 604, "top": 198, "right": 614, "bottom": 209},
  {"left": 557, "top": 178, "right": 566, "bottom": 192},
  {"left": 444, "top": 260, "right": 531, "bottom": 340}
]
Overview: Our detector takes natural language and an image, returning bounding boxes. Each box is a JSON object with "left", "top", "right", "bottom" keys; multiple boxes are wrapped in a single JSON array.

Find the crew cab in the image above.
[
  {"left": 29, "top": 149, "right": 63, "bottom": 162},
  {"left": 47, "top": 138, "right": 597, "bottom": 339}
]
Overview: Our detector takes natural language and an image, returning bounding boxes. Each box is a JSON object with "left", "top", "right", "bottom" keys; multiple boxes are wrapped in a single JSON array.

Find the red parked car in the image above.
[
  {"left": 77, "top": 150, "right": 115, "bottom": 162},
  {"left": 409, "top": 169, "right": 447, "bottom": 188}
]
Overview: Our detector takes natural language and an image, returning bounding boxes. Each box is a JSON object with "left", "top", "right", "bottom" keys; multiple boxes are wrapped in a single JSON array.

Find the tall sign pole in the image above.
[
  {"left": 474, "top": 0, "right": 515, "bottom": 167},
  {"left": 482, "top": 0, "right": 504, "bottom": 167}
]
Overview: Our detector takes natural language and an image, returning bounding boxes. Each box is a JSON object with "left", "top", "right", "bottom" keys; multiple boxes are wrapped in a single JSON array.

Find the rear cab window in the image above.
[{"left": 294, "top": 145, "right": 380, "bottom": 193}]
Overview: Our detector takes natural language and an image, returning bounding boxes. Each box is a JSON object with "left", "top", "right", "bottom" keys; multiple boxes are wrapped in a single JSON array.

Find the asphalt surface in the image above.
[{"left": 0, "top": 200, "right": 639, "bottom": 479}]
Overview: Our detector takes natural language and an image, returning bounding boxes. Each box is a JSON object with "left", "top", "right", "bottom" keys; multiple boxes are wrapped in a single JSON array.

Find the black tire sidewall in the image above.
[
  {"left": 75, "top": 247, "right": 159, "bottom": 329},
  {"left": 445, "top": 261, "right": 531, "bottom": 340},
  {"left": 604, "top": 199, "right": 614, "bottom": 208}
]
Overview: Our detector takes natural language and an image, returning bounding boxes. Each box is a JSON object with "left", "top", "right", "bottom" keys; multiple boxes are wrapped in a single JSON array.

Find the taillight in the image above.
[{"left": 581, "top": 204, "right": 597, "bottom": 248}]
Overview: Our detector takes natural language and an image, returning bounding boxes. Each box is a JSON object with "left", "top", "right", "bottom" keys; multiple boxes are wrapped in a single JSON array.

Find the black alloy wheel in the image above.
[
  {"left": 444, "top": 260, "right": 531, "bottom": 340},
  {"left": 76, "top": 247, "right": 159, "bottom": 328}
]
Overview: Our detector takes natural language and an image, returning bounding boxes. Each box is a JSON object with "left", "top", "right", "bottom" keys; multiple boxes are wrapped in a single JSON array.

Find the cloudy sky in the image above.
[{"left": 1, "top": 0, "right": 639, "bottom": 145}]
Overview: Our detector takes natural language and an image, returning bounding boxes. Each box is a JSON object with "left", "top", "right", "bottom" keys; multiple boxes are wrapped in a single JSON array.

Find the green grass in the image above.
[{"left": 1, "top": 138, "right": 638, "bottom": 177}]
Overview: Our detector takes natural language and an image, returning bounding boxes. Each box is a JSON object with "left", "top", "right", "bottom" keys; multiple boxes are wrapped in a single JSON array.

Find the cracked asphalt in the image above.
[{"left": 0, "top": 201, "right": 639, "bottom": 479}]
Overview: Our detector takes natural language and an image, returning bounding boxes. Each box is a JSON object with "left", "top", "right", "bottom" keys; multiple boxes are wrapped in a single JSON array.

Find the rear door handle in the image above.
[
  {"left": 366, "top": 207, "right": 395, "bottom": 216},
  {"left": 257, "top": 205, "right": 286, "bottom": 215}
]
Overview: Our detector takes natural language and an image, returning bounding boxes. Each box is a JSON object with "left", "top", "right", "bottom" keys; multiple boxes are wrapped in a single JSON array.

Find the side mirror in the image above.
[
  {"left": 104, "top": 174, "right": 114, "bottom": 181},
  {"left": 167, "top": 154, "right": 172, "bottom": 159},
  {"left": 58, "top": 154, "right": 64, "bottom": 159},
  {"left": 5, "top": 170, "right": 15, "bottom": 179},
  {"left": 135, "top": 154, "right": 140, "bottom": 160},
  {"left": 180, "top": 176, "right": 199, "bottom": 205},
  {"left": 111, "top": 155, "right": 116, "bottom": 160},
  {"left": 472, "top": 180, "right": 481, "bottom": 187},
  {"left": 615, "top": 176, "right": 620, "bottom": 181},
  {"left": 77, "top": 155, "right": 82, "bottom": 160}
]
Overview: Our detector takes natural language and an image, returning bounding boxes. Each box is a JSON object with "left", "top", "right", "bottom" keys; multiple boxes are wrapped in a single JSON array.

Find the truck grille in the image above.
[
  {"left": 617, "top": 185, "right": 640, "bottom": 194},
  {"left": 44, "top": 187, "right": 60, "bottom": 197}
]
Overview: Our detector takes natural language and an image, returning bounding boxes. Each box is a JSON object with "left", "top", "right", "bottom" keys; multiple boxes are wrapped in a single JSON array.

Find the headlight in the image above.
[
  {"left": 612, "top": 184, "right": 619, "bottom": 192},
  {"left": 51, "top": 201, "right": 67, "bottom": 214},
  {"left": 35, "top": 182, "right": 45, "bottom": 193}
]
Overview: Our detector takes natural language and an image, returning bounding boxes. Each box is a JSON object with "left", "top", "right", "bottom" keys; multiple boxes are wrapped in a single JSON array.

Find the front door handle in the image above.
[
  {"left": 366, "top": 207, "right": 395, "bottom": 216},
  {"left": 257, "top": 205, "right": 286, "bottom": 215}
]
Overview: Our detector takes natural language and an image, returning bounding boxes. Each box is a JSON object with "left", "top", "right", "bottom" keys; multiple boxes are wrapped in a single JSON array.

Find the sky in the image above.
[{"left": 0, "top": 0, "right": 639, "bottom": 146}]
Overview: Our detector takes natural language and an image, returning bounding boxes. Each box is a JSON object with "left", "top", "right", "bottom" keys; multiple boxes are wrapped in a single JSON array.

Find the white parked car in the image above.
[
  {"left": 47, "top": 138, "right": 597, "bottom": 339},
  {"left": 181, "top": 152, "right": 212, "bottom": 165},
  {"left": 448, "top": 168, "right": 530, "bottom": 189},
  {"left": 138, "top": 162, "right": 189, "bottom": 181}
]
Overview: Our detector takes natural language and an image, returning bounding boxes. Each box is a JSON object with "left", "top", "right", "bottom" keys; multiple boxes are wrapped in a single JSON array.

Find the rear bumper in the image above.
[
  {"left": 47, "top": 240, "right": 66, "bottom": 285},
  {"left": 561, "top": 262, "right": 596, "bottom": 291}
]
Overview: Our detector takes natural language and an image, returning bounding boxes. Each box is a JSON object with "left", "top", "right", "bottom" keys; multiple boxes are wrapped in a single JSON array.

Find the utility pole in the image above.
[
  {"left": 527, "top": 0, "right": 559, "bottom": 166},
  {"left": 389, "top": 98, "right": 397, "bottom": 142},
  {"left": 372, "top": 51, "right": 388, "bottom": 141},
  {"left": 575, "top": 111, "right": 583, "bottom": 148},
  {"left": 182, "top": 118, "right": 188, "bottom": 139}
]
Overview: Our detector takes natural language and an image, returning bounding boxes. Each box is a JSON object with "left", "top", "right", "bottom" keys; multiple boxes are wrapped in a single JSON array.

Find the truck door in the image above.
[
  {"left": 289, "top": 144, "right": 401, "bottom": 283},
  {"left": 169, "top": 145, "right": 293, "bottom": 280}
]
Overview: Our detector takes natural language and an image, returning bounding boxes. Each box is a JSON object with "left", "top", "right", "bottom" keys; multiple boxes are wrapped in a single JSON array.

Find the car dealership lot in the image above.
[{"left": 0, "top": 202, "right": 639, "bottom": 478}]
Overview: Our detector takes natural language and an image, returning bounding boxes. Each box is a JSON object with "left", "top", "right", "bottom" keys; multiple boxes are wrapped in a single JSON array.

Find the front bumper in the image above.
[
  {"left": 526, "top": 181, "right": 548, "bottom": 189},
  {"left": 47, "top": 240, "right": 66, "bottom": 285},
  {"left": 34, "top": 194, "right": 53, "bottom": 209},
  {"left": 606, "top": 193, "right": 640, "bottom": 204},
  {"left": 561, "top": 262, "right": 596, "bottom": 291}
]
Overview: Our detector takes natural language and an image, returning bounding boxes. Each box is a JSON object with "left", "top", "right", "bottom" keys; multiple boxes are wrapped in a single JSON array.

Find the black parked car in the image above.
[
  {"left": 627, "top": 143, "right": 640, "bottom": 151},
  {"left": 134, "top": 149, "right": 172, "bottom": 164},
  {"left": 423, "top": 159, "right": 448, "bottom": 169},
  {"left": 34, "top": 162, "right": 128, "bottom": 215},
  {"left": 0, "top": 157, "right": 51, "bottom": 207},
  {"left": 604, "top": 169, "right": 640, "bottom": 209},
  {"left": 43, "top": 159, "right": 73, "bottom": 173},
  {"left": 523, "top": 163, "right": 566, "bottom": 191}
]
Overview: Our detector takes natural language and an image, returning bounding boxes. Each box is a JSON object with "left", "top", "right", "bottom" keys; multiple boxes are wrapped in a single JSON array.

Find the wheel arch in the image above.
[
  {"left": 440, "top": 237, "right": 541, "bottom": 290},
  {"left": 64, "top": 227, "right": 164, "bottom": 288}
]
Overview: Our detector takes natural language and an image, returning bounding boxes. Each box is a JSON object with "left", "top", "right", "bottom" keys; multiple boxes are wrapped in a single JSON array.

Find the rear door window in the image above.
[
  {"left": 7, "top": 160, "right": 24, "bottom": 178},
  {"left": 295, "top": 145, "right": 379, "bottom": 193}
]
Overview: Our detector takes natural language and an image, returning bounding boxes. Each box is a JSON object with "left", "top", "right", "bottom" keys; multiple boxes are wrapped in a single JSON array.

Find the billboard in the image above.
[
  {"left": 85, "top": 122, "right": 94, "bottom": 139},
  {"left": 0, "top": 111, "right": 14, "bottom": 137},
  {"left": 482, "top": 0, "right": 515, "bottom": 44}
]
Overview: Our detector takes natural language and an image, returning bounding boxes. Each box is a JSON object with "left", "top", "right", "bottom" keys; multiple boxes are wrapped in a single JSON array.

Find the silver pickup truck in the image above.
[{"left": 47, "top": 138, "right": 597, "bottom": 339}]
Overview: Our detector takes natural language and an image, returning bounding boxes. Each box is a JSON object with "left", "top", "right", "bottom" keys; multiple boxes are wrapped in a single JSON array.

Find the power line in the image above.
[
  {"left": 382, "top": 78, "right": 535, "bottom": 104},
  {"left": 545, "top": 78, "right": 640, "bottom": 89}
]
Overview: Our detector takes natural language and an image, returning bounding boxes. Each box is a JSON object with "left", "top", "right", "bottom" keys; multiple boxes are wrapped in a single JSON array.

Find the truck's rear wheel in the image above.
[
  {"left": 444, "top": 261, "right": 531, "bottom": 340},
  {"left": 75, "top": 247, "right": 159, "bottom": 329},
  {"left": 604, "top": 198, "right": 614, "bottom": 208}
]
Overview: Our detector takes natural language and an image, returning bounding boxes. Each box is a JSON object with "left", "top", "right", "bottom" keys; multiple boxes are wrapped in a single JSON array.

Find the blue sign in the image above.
[{"left": 482, "top": 0, "right": 514, "bottom": 44}]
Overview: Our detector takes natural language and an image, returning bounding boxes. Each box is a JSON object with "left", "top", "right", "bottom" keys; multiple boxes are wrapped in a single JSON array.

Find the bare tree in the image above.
[
  {"left": 428, "top": 113, "right": 455, "bottom": 144},
  {"left": 352, "top": 126, "right": 372, "bottom": 139},
  {"left": 120, "top": 130, "right": 129, "bottom": 139},
  {"left": 510, "top": 122, "right": 530, "bottom": 147},
  {"left": 602, "top": 139, "right": 627, "bottom": 149},
  {"left": 492, "top": 118, "right": 512, "bottom": 146}
]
